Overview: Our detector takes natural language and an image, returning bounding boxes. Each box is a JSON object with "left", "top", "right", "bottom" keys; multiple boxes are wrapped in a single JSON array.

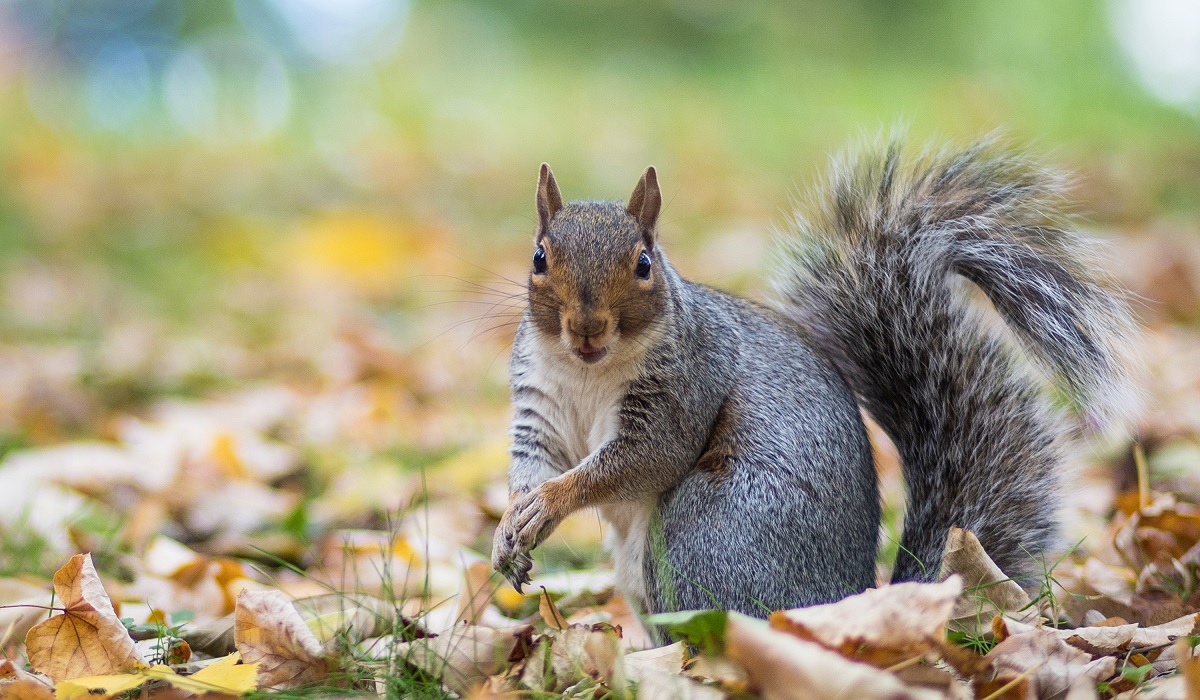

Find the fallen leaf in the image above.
[
  {"left": 1174, "top": 638, "right": 1200, "bottom": 699},
  {"left": 545, "top": 624, "right": 622, "bottom": 691},
  {"left": 635, "top": 668, "right": 724, "bottom": 700},
  {"left": 769, "top": 576, "right": 963, "bottom": 667},
  {"left": 979, "top": 625, "right": 1116, "bottom": 700},
  {"left": 55, "top": 671, "right": 151, "bottom": 700},
  {"left": 53, "top": 659, "right": 258, "bottom": 700},
  {"left": 25, "top": 554, "right": 146, "bottom": 681},
  {"left": 539, "top": 588, "right": 568, "bottom": 631},
  {"left": 168, "top": 654, "right": 260, "bottom": 695},
  {"left": 1115, "top": 675, "right": 1188, "bottom": 700},
  {"left": 396, "top": 623, "right": 526, "bottom": 695},
  {"left": 687, "top": 654, "right": 750, "bottom": 691},
  {"left": 724, "top": 612, "right": 941, "bottom": 700},
  {"left": 234, "top": 590, "right": 329, "bottom": 690},
  {"left": 519, "top": 625, "right": 622, "bottom": 694},
  {"left": 1131, "top": 613, "right": 1200, "bottom": 648},
  {"left": 623, "top": 641, "right": 685, "bottom": 683},
  {"left": 1114, "top": 496, "right": 1200, "bottom": 570},
  {"left": 939, "top": 528, "right": 1038, "bottom": 634},
  {"left": 457, "top": 562, "right": 496, "bottom": 626},
  {"left": 0, "top": 678, "right": 56, "bottom": 700}
]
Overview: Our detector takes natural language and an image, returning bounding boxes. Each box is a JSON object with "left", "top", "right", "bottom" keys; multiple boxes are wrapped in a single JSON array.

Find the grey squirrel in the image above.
[{"left": 490, "top": 138, "right": 1139, "bottom": 616}]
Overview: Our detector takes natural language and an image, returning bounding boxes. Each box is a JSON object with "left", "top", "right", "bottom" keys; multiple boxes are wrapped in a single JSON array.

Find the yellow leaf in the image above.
[
  {"left": 189, "top": 653, "right": 259, "bottom": 694},
  {"left": 55, "top": 672, "right": 148, "bottom": 700},
  {"left": 235, "top": 590, "right": 328, "bottom": 690},
  {"left": 131, "top": 659, "right": 258, "bottom": 696},
  {"left": 25, "top": 554, "right": 147, "bottom": 682},
  {"left": 52, "top": 659, "right": 259, "bottom": 700}
]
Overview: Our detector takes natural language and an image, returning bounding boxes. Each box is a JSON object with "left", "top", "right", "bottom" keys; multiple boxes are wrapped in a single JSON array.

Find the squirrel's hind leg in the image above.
[{"left": 640, "top": 394, "right": 878, "bottom": 618}]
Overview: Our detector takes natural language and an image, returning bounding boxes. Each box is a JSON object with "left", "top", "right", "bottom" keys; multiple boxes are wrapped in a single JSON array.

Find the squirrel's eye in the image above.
[
  {"left": 635, "top": 251, "right": 652, "bottom": 279},
  {"left": 532, "top": 245, "right": 547, "bottom": 274}
]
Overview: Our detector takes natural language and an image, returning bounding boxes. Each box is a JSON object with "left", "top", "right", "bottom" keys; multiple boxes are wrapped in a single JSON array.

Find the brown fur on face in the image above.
[{"left": 528, "top": 165, "right": 666, "bottom": 360}]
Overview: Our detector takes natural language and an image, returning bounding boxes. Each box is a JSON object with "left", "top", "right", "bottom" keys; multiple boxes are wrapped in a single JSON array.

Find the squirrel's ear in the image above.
[
  {"left": 536, "top": 163, "right": 563, "bottom": 241},
  {"left": 626, "top": 166, "right": 661, "bottom": 248}
]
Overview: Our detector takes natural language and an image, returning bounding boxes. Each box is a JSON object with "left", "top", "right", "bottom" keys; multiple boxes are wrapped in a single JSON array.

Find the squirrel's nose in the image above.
[{"left": 568, "top": 317, "right": 609, "bottom": 340}]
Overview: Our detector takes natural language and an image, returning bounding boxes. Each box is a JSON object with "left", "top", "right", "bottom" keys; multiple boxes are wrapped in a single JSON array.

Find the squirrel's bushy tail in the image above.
[{"left": 773, "top": 136, "right": 1139, "bottom": 582}]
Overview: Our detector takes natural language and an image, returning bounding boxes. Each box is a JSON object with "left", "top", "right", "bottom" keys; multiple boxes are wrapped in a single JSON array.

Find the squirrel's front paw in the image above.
[
  {"left": 491, "top": 485, "right": 563, "bottom": 591},
  {"left": 491, "top": 524, "right": 532, "bottom": 591}
]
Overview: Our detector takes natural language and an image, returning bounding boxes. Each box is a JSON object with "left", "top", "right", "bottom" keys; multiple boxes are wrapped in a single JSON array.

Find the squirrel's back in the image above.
[{"left": 773, "top": 137, "right": 1139, "bottom": 581}]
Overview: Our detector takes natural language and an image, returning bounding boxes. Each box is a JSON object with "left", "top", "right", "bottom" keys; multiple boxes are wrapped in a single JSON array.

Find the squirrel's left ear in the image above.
[
  {"left": 626, "top": 166, "right": 661, "bottom": 249},
  {"left": 536, "top": 163, "right": 563, "bottom": 242}
]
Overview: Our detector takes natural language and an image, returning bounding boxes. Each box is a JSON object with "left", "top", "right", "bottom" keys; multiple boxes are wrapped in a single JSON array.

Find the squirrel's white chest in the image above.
[{"left": 527, "top": 354, "right": 627, "bottom": 467}]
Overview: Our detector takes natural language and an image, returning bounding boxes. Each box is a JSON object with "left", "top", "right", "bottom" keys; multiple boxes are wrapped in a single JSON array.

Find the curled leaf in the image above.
[
  {"left": 770, "top": 576, "right": 963, "bottom": 667},
  {"left": 25, "top": 554, "right": 146, "bottom": 682},
  {"left": 234, "top": 590, "right": 328, "bottom": 690},
  {"left": 725, "top": 613, "right": 934, "bottom": 700}
]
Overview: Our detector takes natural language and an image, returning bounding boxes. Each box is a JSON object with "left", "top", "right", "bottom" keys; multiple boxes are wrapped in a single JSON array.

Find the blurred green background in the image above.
[{"left": 0, "top": 0, "right": 1198, "bottom": 485}]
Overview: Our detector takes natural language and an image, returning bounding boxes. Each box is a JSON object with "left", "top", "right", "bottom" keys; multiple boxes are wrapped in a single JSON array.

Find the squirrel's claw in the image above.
[
  {"left": 497, "top": 551, "right": 532, "bottom": 593},
  {"left": 494, "top": 485, "right": 560, "bottom": 593}
]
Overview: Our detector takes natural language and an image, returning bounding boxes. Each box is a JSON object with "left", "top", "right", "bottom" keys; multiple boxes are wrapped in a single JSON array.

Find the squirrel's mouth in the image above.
[{"left": 575, "top": 343, "right": 608, "bottom": 364}]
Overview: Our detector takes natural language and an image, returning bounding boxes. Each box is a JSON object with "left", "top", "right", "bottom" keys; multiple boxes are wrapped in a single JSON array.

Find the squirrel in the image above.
[{"left": 490, "top": 137, "right": 1139, "bottom": 616}]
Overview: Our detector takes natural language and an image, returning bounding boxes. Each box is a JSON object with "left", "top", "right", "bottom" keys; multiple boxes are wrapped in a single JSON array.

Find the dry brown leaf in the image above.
[
  {"left": 1055, "top": 556, "right": 1140, "bottom": 625},
  {"left": 635, "top": 668, "right": 725, "bottom": 700},
  {"left": 25, "top": 554, "right": 146, "bottom": 682},
  {"left": 455, "top": 562, "right": 495, "bottom": 627},
  {"left": 623, "top": 641, "right": 685, "bottom": 684},
  {"left": 1174, "top": 638, "right": 1200, "bottom": 700},
  {"left": 996, "top": 615, "right": 1142, "bottom": 658},
  {"left": 520, "top": 624, "right": 623, "bottom": 693},
  {"left": 1138, "top": 615, "right": 1200, "bottom": 675},
  {"left": 1115, "top": 496, "right": 1200, "bottom": 570},
  {"left": 769, "top": 576, "right": 962, "bottom": 667},
  {"left": 687, "top": 654, "right": 750, "bottom": 691},
  {"left": 0, "top": 678, "right": 56, "bottom": 700},
  {"left": 939, "top": 528, "right": 1038, "bottom": 634},
  {"left": 979, "top": 625, "right": 1116, "bottom": 700},
  {"left": 539, "top": 588, "right": 568, "bottom": 631},
  {"left": 1131, "top": 612, "right": 1200, "bottom": 648},
  {"left": 726, "top": 612, "right": 943, "bottom": 700},
  {"left": 234, "top": 590, "right": 328, "bottom": 690},
  {"left": 396, "top": 623, "right": 526, "bottom": 696},
  {"left": 1114, "top": 675, "right": 1187, "bottom": 700},
  {"left": 1063, "top": 624, "right": 1138, "bottom": 654}
]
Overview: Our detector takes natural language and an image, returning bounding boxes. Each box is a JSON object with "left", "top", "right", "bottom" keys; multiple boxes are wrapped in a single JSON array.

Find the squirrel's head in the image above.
[{"left": 526, "top": 163, "right": 668, "bottom": 366}]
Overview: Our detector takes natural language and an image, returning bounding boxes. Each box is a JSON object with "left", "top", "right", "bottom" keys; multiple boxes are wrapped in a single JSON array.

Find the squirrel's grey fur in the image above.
[{"left": 491, "top": 138, "right": 1138, "bottom": 616}]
